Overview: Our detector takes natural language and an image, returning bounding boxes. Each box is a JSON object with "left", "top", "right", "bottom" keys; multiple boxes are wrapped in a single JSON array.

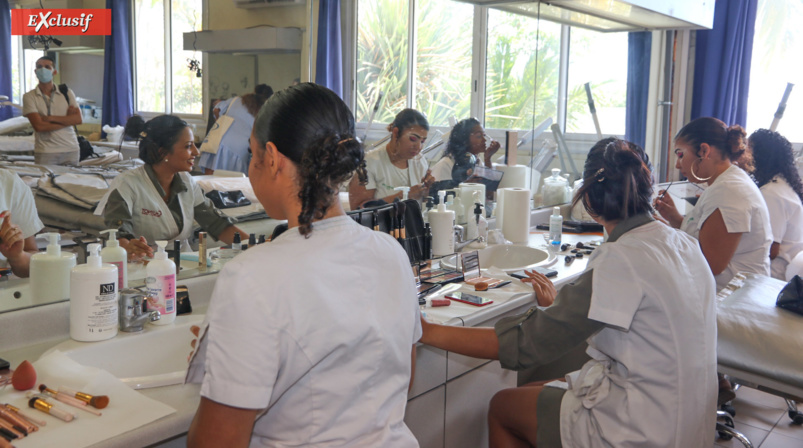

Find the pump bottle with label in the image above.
[
  {"left": 30, "top": 233, "right": 76, "bottom": 303},
  {"left": 146, "top": 241, "right": 176, "bottom": 325},
  {"left": 100, "top": 229, "right": 127, "bottom": 289},
  {"left": 70, "top": 243, "right": 118, "bottom": 342}
]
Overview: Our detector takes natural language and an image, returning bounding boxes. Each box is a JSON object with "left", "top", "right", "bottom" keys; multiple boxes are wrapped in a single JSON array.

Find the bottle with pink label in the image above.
[
  {"left": 100, "top": 229, "right": 127, "bottom": 289},
  {"left": 146, "top": 241, "right": 176, "bottom": 325}
]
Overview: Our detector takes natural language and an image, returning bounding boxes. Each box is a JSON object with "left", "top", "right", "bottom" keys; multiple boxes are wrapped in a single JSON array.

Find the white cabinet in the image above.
[
  {"left": 405, "top": 385, "right": 446, "bottom": 448},
  {"left": 444, "top": 361, "right": 517, "bottom": 448}
]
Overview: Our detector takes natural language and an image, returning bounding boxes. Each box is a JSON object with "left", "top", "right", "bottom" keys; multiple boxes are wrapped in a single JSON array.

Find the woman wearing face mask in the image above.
[
  {"left": 187, "top": 83, "right": 421, "bottom": 447},
  {"left": 348, "top": 109, "right": 434, "bottom": 209},
  {"left": 21, "top": 56, "right": 82, "bottom": 165},
  {"left": 95, "top": 115, "right": 246, "bottom": 260},
  {"left": 430, "top": 117, "right": 501, "bottom": 184},
  {"left": 654, "top": 117, "right": 771, "bottom": 290}
]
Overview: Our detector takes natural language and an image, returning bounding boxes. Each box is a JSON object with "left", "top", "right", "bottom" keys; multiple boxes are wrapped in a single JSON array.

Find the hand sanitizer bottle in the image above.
[
  {"left": 70, "top": 243, "right": 118, "bottom": 342},
  {"left": 30, "top": 233, "right": 76, "bottom": 303},
  {"left": 100, "top": 229, "right": 127, "bottom": 289},
  {"left": 146, "top": 241, "right": 176, "bottom": 325}
]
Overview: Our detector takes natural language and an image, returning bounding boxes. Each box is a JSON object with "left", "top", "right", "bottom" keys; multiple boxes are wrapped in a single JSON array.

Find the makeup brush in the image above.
[
  {"left": 657, "top": 181, "right": 674, "bottom": 201},
  {"left": 58, "top": 386, "right": 109, "bottom": 409},
  {"left": 38, "top": 385, "right": 101, "bottom": 416},
  {"left": 3, "top": 404, "right": 45, "bottom": 427},
  {"left": 27, "top": 397, "right": 74, "bottom": 423},
  {"left": 372, "top": 210, "right": 379, "bottom": 231},
  {"left": 0, "top": 406, "right": 35, "bottom": 435}
]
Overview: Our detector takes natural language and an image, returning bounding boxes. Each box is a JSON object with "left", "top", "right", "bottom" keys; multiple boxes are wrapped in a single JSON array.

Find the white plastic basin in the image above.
[
  {"left": 45, "top": 314, "right": 205, "bottom": 389},
  {"left": 441, "top": 245, "right": 554, "bottom": 273}
]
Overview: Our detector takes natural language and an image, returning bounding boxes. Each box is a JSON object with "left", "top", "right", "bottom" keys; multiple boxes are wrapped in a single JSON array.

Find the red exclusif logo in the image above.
[{"left": 11, "top": 9, "right": 111, "bottom": 36}]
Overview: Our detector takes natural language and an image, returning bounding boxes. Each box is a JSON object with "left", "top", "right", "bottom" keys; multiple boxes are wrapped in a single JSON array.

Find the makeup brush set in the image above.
[{"left": 347, "top": 199, "right": 428, "bottom": 263}]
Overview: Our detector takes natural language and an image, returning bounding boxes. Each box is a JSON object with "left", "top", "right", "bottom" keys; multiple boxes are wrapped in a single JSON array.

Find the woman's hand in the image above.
[
  {"left": 122, "top": 236, "right": 154, "bottom": 261},
  {"left": 484, "top": 140, "right": 501, "bottom": 165},
  {"left": 409, "top": 183, "right": 429, "bottom": 201},
  {"left": 653, "top": 191, "right": 683, "bottom": 228},
  {"left": 421, "top": 170, "right": 435, "bottom": 190},
  {"left": 520, "top": 270, "right": 556, "bottom": 307},
  {"left": 0, "top": 212, "right": 24, "bottom": 262}
]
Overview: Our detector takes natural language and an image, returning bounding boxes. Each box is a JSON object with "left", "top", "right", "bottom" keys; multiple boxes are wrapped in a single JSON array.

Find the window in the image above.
[
  {"left": 134, "top": 0, "right": 203, "bottom": 115},
  {"left": 485, "top": 10, "right": 560, "bottom": 130},
  {"left": 746, "top": 0, "right": 803, "bottom": 142},
  {"left": 566, "top": 27, "right": 627, "bottom": 135}
]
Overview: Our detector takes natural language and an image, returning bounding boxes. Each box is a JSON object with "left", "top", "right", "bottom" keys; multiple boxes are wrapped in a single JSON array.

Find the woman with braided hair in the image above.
[{"left": 187, "top": 83, "right": 421, "bottom": 447}]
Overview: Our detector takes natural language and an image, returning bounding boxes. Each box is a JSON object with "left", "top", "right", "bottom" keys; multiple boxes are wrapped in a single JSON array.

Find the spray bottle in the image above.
[
  {"left": 100, "top": 229, "right": 127, "bottom": 289},
  {"left": 30, "top": 233, "right": 76, "bottom": 302},
  {"left": 70, "top": 243, "right": 118, "bottom": 342},
  {"left": 146, "top": 241, "right": 176, "bottom": 325}
]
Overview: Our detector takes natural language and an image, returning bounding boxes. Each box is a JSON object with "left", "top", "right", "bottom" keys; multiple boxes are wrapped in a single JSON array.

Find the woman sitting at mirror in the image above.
[
  {"left": 348, "top": 109, "right": 434, "bottom": 209},
  {"left": 95, "top": 115, "right": 247, "bottom": 260},
  {"left": 0, "top": 169, "right": 44, "bottom": 278},
  {"left": 429, "top": 118, "right": 501, "bottom": 191},
  {"left": 199, "top": 84, "right": 273, "bottom": 176},
  {"left": 187, "top": 83, "right": 421, "bottom": 447}
]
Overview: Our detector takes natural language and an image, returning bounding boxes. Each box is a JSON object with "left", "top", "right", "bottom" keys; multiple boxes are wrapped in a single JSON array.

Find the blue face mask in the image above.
[{"left": 35, "top": 68, "right": 53, "bottom": 83}]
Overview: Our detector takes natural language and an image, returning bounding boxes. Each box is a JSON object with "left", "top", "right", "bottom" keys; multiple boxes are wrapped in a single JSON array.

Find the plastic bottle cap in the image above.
[
  {"left": 233, "top": 232, "right": 241, "bottom": 244},
  {"left": 100, "top": 229, "right": 120, "bottom": 247},
  {"left": 154, "top": 240, "right": 168, "bottom": 260},
  {"left": 437, "top": 191, "right": 447, "bottom": 212},
  {"left": 553, "top": 207, "right": 561, "bottom": 216},
  {"left": 40, "top": 232, "right": 61, "bottom": 256},
  {"left": 87, "top": 243, "right": 102, "bottom": 267}
]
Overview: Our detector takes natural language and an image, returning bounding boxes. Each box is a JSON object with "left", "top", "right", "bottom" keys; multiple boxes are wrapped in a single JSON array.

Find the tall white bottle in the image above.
[
  {"left": 100, "top": 229, "right": 127, "bottom": 290},
  {"left": 70, "top": 243, "right": 118, "bottom": 342},
  {"left": 549, "top": 206, "right": 563, "bottom": 251},
  {"left": 30, "top": 233, "right": 76, "bottom": 303},
  {"left": 428, "top": 190, "right": 455, "bottom": 256},
  {"left": 146, "top": 241, "right": 176, "bottom": 325}
]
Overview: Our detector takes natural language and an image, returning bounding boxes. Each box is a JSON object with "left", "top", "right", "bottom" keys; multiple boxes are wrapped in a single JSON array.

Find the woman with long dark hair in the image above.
[
  {"left": 187, "top": 84, "right": 421, "bottom": 447},
  {"left": 421, "top": 138, "right": 717, "bottom": 447},
  {"left": 430, "top": 117, "right": 500, "bottom": 183},
  {"left": 749, "top": 128, "right": 803, "bottom": 279}
]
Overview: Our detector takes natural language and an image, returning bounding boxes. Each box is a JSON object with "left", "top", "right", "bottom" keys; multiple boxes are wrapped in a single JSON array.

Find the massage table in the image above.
[{"left": 715, "top": 273, "right": 803, "bottom": 446}]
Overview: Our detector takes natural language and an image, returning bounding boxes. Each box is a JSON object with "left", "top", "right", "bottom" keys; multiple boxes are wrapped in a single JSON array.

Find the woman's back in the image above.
[
  {"left": 193, "top": 216, "right": 421, "bottom": 447},
  {"left": 760, "top": 176, "right": 803, "bottom": 279}
]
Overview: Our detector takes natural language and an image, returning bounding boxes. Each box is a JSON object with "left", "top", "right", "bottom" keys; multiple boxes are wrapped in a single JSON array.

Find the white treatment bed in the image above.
[{"left": 715, "top": 273, "right": 803, "bottom": 446}]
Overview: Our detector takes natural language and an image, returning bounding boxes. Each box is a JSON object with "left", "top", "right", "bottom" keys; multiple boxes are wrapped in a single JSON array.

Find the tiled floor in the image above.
[{"left": 715, "top": 387, "right": 803, "bottom": 447}]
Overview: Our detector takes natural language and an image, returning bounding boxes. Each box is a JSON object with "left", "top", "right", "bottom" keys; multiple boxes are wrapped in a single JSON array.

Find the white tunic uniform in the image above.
[
  {"left": 760, "top": 176, "right": 803, "bottom": 279},
  {"left": 0, "top": 169, "right": 44, "bottom": 268},
  {"left": 560, "top": 220, "right": 718, "bottom": 448},
  {"left": 187, "top": 216, "right": 422, "bottom": 447},
  {"left": 94, "top": 166, "right": 201, "bottom": 250},
  {"left": 681, "top": 164, "right": 771, "bottom": 289},
  {"left": 430, "top": 156, "right": 455, "bottom": 182},
  {"left": 364, "top": 146, "right": 428, "bottom": 200}
]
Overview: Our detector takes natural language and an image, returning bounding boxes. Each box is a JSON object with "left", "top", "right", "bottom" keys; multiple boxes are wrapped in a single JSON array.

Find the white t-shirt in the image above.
[
  {"left": 430, "top": 156, "right": 455, "bottom": 182},
  {"left": 22, "top": 85, "right": 80, "bottom": 155},
  {"left": 681, "top": 164, "right": 771, "bottom": 289},
  {"left": 364, "top": 147, "right": 428, "bottom": 200},
  {"left": 560, "top": 220, "right": 718, "bottom": 448},
  {"left": 0, "top": 169, "right": 44, "bottom": 267},
  {"left": 188, "top": 216, "right": 422, "bottom": 447},
  {"left": 760, "top": 176, "right": 803, "bottom": 279}
]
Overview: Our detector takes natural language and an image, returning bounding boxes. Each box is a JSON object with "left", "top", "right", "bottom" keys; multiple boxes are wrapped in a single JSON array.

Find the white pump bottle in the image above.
[
  {"left": 70, "top": 243, "right": 118, "bottom": 342},
  {"left": 30, "top": 233, "right": 76, "bottom": 303},
  {"left": 428, "top": 190, "right": 455, "bottom": 256},
  {"left": 100, "top": 229, "right": 127, "bottom": 289},
  {"left": 146, "top": 241, "right": 177, "bottom": 325}
]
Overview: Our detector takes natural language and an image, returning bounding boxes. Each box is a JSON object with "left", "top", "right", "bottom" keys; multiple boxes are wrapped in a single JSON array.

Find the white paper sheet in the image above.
[{"left": 2, "top": 350, "right": 175, "bottom": 448}]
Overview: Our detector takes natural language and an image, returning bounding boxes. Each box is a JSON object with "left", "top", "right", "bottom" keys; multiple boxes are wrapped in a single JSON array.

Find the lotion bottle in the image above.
[
  {"left": 428, "top": 190, "right": 455, "bottom": 256},
  {"left": 100, "top": 229, "right": 127, "bottom": 289},
  {"left": 146, "top": 241, "right": 177, "bottom": 325},
  {"left": 70, "top": 243, "right": 118, "bottom": 342},
  {"left": 30, "top": 233, "right": 76, "bottom": 303},
  {"left": 453, "top": 195, "right": 466, "bottom": 225}
]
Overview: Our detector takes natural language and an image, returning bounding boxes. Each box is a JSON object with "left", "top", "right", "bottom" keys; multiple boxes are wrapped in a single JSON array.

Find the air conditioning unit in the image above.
[{"left": 233, "top": 0, "right": 304, "bottom": 9}]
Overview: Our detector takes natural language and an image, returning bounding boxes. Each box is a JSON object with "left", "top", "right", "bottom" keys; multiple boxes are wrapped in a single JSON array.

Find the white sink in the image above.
[
  {"left": 0, "top": 282, "right": 56, "bottom": 312},
  {"left": 44, "top": 314, "right": 205, "bottom": 389},
  {"left": 441, "top": 245, "right": 554, "bottom": 273}
]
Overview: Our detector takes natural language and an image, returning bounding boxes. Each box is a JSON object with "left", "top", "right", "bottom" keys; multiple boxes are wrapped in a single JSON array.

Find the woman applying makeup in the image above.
[
  {"left": 429, "top": 117, "right": 501, "bottom": 184},
  {"left": 187, "top": 84, "right": 421, "bottom": 447},
  {"left": 95, "top": 115, "right": 246, "bottom": 260},
  {"left": 348, "top": 109, "right": 434, "bottom": 209}
]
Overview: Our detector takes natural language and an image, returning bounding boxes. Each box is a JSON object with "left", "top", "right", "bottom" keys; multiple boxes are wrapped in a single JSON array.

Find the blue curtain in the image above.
[
  {"left": 690, "top": 0, "right": 758, "bottom": 126},
  {"left": 315, "top": 0, "right": 342, "bottom": 98},
  {"left": 102, "top": 0, "right": 134, "bottom": 129},
  {"left": 625, "top": 31, "right": 652, "bottom": 150},
  {"left": 0, "top": 0, "right": 13, "bottom": 121}
]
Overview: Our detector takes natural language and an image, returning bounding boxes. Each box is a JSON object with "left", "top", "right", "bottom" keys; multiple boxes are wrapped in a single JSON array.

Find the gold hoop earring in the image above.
[{"left": 690, "top": 158, "right": 711, "bottom": 182}]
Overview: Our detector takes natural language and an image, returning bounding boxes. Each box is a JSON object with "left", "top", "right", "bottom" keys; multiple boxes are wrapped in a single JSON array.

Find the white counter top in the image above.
[{"left": 0, "top": 229, "right": 599, "bottom": 447}]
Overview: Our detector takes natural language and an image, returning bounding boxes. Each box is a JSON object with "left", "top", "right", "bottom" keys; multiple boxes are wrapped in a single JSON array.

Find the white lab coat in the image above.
[
  {"left": 760, "top": 176, "right": 803, "bottom": 279},
  {"left": 187, "top": 216, "right": 422, "bottom": 447},
  {"left": 95, "top": 166, "right": 200, "bottom": 251},
  {"left": 681, "top": 165, "right": 771, "bottom": 289},
  {"left": 560, "top": 220, "right": 718, "bottom": 448}
]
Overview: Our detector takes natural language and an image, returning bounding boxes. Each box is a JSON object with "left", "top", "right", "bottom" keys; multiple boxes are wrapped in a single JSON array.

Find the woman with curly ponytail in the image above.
[
  {"left": 187, "top": 83, "right": 422, "bottom": 448},
  {"left": 419, "top": 138, "right": 718, "bottom": 447},
  {"left": 749, "top": 129, "right": 803, "bottom": 279}
]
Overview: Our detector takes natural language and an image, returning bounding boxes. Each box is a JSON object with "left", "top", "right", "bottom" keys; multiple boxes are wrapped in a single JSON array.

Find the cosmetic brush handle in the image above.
[
  {"left": 6, "top": 407, "right": 45, "bottom": 428},
  {"left": 52, "top": 393, "right": 86, "bottom": 408},
  {"left": 45, "top": 406, "right": 74, "bottom": 423}
]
